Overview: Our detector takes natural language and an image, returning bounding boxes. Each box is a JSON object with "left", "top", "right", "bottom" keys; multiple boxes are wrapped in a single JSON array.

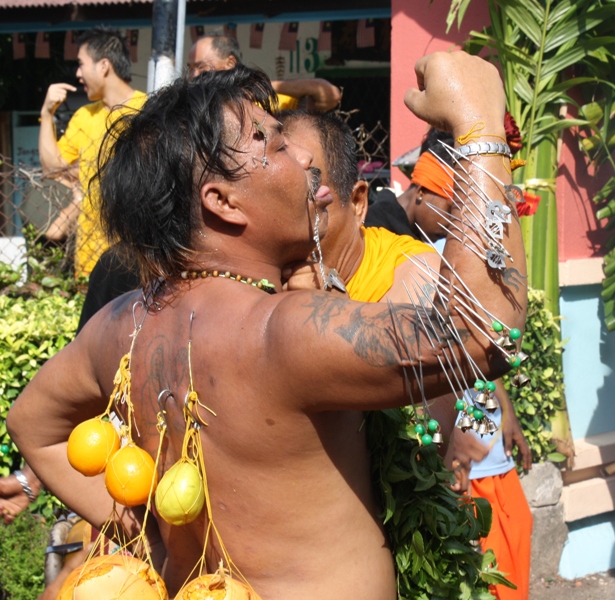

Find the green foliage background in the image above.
[
  {"left": 502, "top": 288, "right": 567, "bottom": 464},
  {"left": 0, "top": 237, "right": 83, "bottom": 599},
  {"left": 0, "top": 512, "right": 49, "bottom": 600},
  {"left": 368, "top": 409, "right": 513, "bottom": 600}
]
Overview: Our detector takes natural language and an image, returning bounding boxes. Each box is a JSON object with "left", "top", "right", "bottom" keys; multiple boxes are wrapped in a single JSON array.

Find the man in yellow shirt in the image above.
[
  {"left": 188, "top": 34, "right": 341, "bottom": 112},
  {"left": 282, "top": 111, "right": 532, "bottom": 600},
  {"left": 38, "top": 27, "right": 147, "bottom": 276}
]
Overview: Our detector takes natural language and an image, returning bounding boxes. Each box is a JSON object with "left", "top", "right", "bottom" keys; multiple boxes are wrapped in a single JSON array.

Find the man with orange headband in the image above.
[
  {"left": 367, "top": 128, "right": 534, "bottom": 600},
  {"left": 365, "top": 129, "right": 455, "bottom": 240}
]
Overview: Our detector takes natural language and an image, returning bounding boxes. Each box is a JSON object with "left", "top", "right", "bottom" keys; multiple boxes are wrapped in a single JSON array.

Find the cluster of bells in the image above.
[
  {"left": 492, "top": 322, "right": 530, "bottom": 388},
  {"left": 414, "top": 419, "right": 443, "bottom": 446},
  {"left": 455, "top": 379, "right": 500, "bottom": 437}
]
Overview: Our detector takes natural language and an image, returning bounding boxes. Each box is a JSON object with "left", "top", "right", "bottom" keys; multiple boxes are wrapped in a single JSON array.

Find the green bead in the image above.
[
  {"left": 486, "top": 381, "right": 496, "bottom": 392},
  {"left": 421, "top": 433, "right": 433, "bottom": 446},
  {"left": 427, "top": 419, "right": 439, "bottom": 432},
  {"left": 492, "top": 321, "right": 503, "bottom": 332},
  {"left": 473, "top": 408, "right": 484, "bottom": 421},
  {"left": 0, "top": 444, "right": 9, "bottom": 455},
  {"left": 414, "top": 423, "right": 426, "bottom": 435},
  {"left": 455, "top": 399, "right": 466, "bottom": 411},
  {"left": 474, "top": 379, "right": 485, "bottom": 391},
  {"left": 509, "top": 355, "right": 522, "bottom": 368},
  {"left": 509, "top": 328, "right": 521, "bottom": 340}
]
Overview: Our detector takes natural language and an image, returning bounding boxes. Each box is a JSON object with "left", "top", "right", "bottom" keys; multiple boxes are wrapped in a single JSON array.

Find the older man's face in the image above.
[
  {"left": 188, "top": 38, "right": 235, "bottom": 78},
  {"left": 283, "top": 119, "right": 357, "bottom": 256},
  {"left": 220, "top": 105, "right": 332, "bottom": 262}
]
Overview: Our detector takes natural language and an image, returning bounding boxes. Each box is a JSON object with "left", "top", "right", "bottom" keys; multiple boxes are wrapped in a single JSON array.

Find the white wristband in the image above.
[{"left": 456, "top": 141, "right": 511, "bottom": 159}]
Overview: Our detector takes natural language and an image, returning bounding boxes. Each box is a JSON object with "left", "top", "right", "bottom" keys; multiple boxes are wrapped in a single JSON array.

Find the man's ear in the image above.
[
  {"left": 98, "top": 58, "right": 111, "bottom": 77},
  {"left": 350, "top": 180, "right": 369, "bottom": 225},
  {"left": 200, "top": 182, "right": 248, "bottom": 227},
  {"left": 225, "top": 55, "right": 237, "bottom": 70}
]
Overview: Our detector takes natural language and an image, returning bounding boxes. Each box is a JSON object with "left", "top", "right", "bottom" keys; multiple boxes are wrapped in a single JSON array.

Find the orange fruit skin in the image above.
[
  {"left": 176, "top": 573, "right": 261, "bottom": 600},
  {"left": 67, "top": 418, "right": 121, "bottom": 477},
  {"left": 56, "top": 554, "right": 168, "bottom": 600},
  {"left": 105, "top": 444, "right": 158, "bottom": 507}
]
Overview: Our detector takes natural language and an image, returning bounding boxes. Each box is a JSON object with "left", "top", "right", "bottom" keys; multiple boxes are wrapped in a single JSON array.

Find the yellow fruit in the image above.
[
  {"left": 105, "top": 444, "right": 158, "bottom": 507},
  {"left": 176, "top": 564, "right": 261, "bottom": 600},
  {"left": 57, "top": 554, "right": 168, "bottom": 600},
  {"left": 67, "top": 418, "right": 120, "bottom": 477},
  {"left": 155, "top": 460, "right": 205, "bottom": 526}
]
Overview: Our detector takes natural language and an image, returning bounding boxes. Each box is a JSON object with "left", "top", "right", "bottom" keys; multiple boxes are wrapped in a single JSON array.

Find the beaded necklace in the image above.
[{"left": 179, "top": 269, "right": 276, "bottom": 294}]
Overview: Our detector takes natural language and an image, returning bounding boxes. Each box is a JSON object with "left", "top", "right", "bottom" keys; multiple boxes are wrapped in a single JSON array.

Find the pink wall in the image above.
[
  {"left": 390, "top": 0, "right": 490, "bottom": 187},
  {"left": 557, "top": 128, "right": 609, "bottom": 261},
  {"left": 390, "top": 0, "right": 606, "bottom": 262}
]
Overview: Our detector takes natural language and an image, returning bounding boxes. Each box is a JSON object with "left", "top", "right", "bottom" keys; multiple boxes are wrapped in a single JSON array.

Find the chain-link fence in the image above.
[
  {"left": 0, "top": 156, "right": 83, "bottom": 275},
  {"left": 0, "top": 112, "right": 392, "bottom": 281}
]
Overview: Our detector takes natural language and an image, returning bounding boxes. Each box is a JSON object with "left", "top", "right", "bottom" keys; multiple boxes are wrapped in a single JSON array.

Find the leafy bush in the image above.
[
  {"left": 1, "top": 229, "right": 84, "bottom": 520},
  {"left": 368, "top": 409, "right": 512, "bottom": 600},
  {"left": 503, "top": 287, "right": 566, "bottom": 464},
  {"left": 0, "top": 291, "right": 83, "bottom": 518},
  {"left": 0, "top": 511, "right": 49, "bottom": 600}
]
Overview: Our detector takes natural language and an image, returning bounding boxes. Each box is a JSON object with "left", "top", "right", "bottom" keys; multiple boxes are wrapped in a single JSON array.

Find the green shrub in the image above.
[
  {"left": 1, "top": 229, "right": 84, "bottom": 519},
  {"left": 0, "top": 511, "right": 49, "bottom": 600},
  {"left": 368, "top": 409, "right": 512, "bottom": 599},
  {"left": 502, "top": 288, "right": 566, "bottom": 464}
]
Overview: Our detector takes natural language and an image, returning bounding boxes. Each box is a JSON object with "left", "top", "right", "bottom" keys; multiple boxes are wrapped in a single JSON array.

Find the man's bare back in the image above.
[{"left": 9, "top": 53, "right": 526, "bottom": 599}]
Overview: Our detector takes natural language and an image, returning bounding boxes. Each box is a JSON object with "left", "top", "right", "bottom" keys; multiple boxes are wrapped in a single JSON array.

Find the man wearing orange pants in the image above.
[{"left": 381, "top": 129, "right": 534, "bottom": 599}]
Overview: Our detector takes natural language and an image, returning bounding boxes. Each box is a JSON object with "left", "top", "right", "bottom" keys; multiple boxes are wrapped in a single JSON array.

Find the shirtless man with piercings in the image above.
[{"left": 8, "top": 52, "right": 526, "bottom": 599}]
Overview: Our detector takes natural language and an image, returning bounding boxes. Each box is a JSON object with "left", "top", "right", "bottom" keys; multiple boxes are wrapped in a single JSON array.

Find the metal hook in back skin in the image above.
[{"left": 157, "top": 388, "right": 174, "bottom": 427}]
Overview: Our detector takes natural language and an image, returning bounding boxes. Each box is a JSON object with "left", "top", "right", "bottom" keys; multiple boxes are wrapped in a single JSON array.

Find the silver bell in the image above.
[
  {"left": 432, "top": 431, "right": 443, "bottom": 445},
  {"left": 511, "top": 372, "right": 531, "bottom": 388},
  {"left": 458, "top": 414, "right": 473, "bottom": 431},
  {"left": 471, "top": 419, "right": 480, "bottom": 431},
  {"left": 477, "top": 422, "right": 488, "bottom": 436},
  {"left": 495, "top": 335, "right": 508, "bottom": 347},
  {"left": 487, "top": 420, "right": 498, "bottom": 434},
  {"left": 485, "top": 396, "right": 499, "bottom": 412},
  {"left": 517, "top": 351, "right": 529, "bottom": 363},
  {"left": 475, "top": 392, "right": 488, "bottom": 406}
]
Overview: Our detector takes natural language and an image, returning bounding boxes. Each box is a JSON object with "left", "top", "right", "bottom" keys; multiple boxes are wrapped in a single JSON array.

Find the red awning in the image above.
[{"left": 0, "top": 0, "right": 154, "bottom": 7}]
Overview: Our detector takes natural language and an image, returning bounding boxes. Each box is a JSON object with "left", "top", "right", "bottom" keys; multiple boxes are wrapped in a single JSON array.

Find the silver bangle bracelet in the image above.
[
  {"left": 14, "top": 469, "right": 37, "bottom": 503},
  {"left": 456, "top": 141, "right": 511, "bottom": 159}
]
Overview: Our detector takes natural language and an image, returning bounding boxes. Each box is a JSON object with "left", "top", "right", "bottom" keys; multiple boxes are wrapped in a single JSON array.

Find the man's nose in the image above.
[{"left": 288, "top": 139, "right": 313, "bottom": 170}]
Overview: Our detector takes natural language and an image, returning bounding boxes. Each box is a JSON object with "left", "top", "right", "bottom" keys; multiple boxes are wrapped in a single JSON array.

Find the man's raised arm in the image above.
[
  {"left": 269, "top": 52, "right": 527, "bottom": 411},
  {"left": 271, "top": 79, "right": 342, "bottom": 112},
  {"left": 39, "top": 83, "right": 76, "bottom": 173}
]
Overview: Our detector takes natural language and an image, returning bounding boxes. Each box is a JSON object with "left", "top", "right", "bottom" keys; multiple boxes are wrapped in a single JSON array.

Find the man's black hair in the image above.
[
  {"left": 420, "top": 128, "right": 455, "bottom": 167},
  {"left": 97, "top": 65, "right": 276, "bottom": 282},
  {"left": 278, "top": 110, "right": 357, "bottom": 206},
  {"left": 77, "top": 26, "right": 132, "bottom": 83},
  {"left": 205, "top": 34, "right": 243, "bottom": 63}
]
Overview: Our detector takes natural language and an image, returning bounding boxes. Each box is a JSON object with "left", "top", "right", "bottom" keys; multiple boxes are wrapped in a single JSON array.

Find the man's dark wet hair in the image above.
[
  {"left": 420, "top": 128, "right": 455, "bottom": 167},
  {"left": 77, "top": 26, "right": 132, "bottom": 83},
  {"left": 204, "top": 34, "right": 243, "bottom": 63},
  {"left": 97, "top": 65, "right": 276, "bottom": 282},
  {"left": 278, "top": 110, "right": 357, "bottom": 206}
]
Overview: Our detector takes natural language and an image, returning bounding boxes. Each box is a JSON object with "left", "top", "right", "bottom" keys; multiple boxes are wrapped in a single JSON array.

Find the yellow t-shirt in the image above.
[
  {"left": 346, "top": 227, "right": 434, "bottom": 303},
  {"left": 57, "top": 91, "right": 147, "bottom": 276},
  {"left": 276, "top": 93, "right": 299, "bottom": 111}
]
